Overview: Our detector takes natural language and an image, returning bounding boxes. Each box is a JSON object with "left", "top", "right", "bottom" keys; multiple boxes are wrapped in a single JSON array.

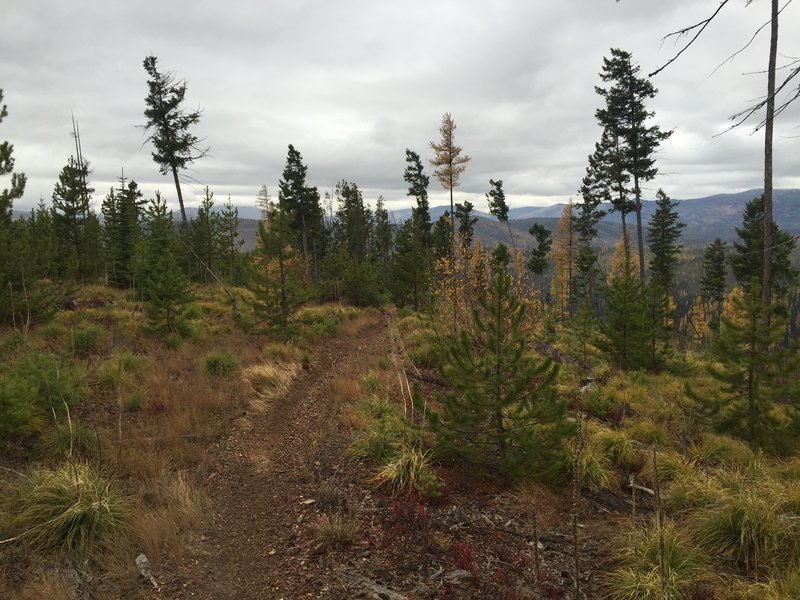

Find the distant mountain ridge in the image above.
[{"left": 12, "top": 189, "right": 799, "bottom": 251}]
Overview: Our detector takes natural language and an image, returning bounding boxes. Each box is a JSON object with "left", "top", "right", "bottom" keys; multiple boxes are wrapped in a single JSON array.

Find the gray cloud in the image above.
[{"left": 1, "top": 0, "right": 798, "bottom": 216}]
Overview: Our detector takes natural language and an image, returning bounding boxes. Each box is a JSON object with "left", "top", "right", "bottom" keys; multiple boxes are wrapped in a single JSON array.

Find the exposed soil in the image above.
[{"left": 155, "top": 311, "right": 626, "bottom": 599}]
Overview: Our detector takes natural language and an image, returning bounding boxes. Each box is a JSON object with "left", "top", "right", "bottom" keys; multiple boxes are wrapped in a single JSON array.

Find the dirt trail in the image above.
[{"left": 161, "top": 312, "right": 388, "bottom": 599}]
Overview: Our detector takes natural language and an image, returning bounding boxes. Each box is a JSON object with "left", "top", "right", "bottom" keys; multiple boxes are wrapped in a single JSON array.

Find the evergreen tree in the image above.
[
  {"left": 254, "top": 200, "right": 304, "bottom": 335},
  {"left": 550, "top": 202, "right": 577, "bottom": 317},
  {"left": 140, "top": 194, "right": 193, "bottom": 337},
  {"left": 429, "top": 113, "right": 471, "bottom": 255},
  {"left": 372, "top": 196, "right": 393, "bottom": 277},
  {"left": 188, "top": 186, "right": 225, "bottom": 283},
  {"left": 699, "top": 282, "right": 796, "bottom": 450},
  {"left": 142, "top": 56, "right": 206, "bottom": 226},
  {"left": 219, "top": 196, "right": 245, "bottom": 284},
  {"left": 701, "top": 238, "right": 728, "bottom": 330},
  {"left": 24, "top": 200, "right": 58, "bottom": 280},
  {"left": 647, "top": 189, "right": 684, "bottom": 293},
  {"left": 729, "top": 195, "right": 797, "bottom": 299},
  {"left": 102, "top": 175, "right": 145, "bottom": 288},
  {"left": 526, "top": 222, "right": 552, "bottom": 286},
  {"left": 455, "top": 201, "right": 477, "bottom": 249},
  {"left": 279, "top": 144, "right": 324, "bottom": 277},
  {"left": 596, "top": 48, "right": 672, "bottom": 278},
  {"left": 0, "top": 90, "right": 26, "bottom": 229},
  {"left": 333, "top": 180, "right": 372, "bottom": 261},
  {"left": 51, "top": 156, "right": 99, "bottom": 279},
  {"left": 0, "top": 91, "right": 33, "bottom": 324},
  {"left": 645, "top": 189, "right": 684, "bottom": 366},
  {"left": 429, "top": 244, "right": 574, "bottom": 476},
  {"left": 432, "top": 212, "right": 452, "bottom": 261},
  {"left": 404, "top": 149, "right": 431, "bottom": 247},
  {"left": 574, "top": 169, "right": 607, "bottom": 305},
  {"left": 599, "top": 234, "right": 649, "bottom": 370},
  {"left": 391, "top": 218, "right": 429, "bottom": 311},
  {"left": 487, "top": 179, "right": 517, "bottom": 255}
]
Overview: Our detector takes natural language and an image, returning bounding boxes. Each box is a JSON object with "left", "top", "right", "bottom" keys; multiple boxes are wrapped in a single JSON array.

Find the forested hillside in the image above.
[{"left": 2, "top": 28, "right": 800, "bottom": 599}]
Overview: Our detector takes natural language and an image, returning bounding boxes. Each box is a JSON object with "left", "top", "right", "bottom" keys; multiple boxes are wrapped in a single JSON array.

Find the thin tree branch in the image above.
[{"left": 649, "top": 0, "right": 731, "bottom": 78}]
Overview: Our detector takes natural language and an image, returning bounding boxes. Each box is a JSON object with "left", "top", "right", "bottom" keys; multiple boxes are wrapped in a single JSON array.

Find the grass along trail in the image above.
[{"left": 160, "top": 310, "right": 388, "bottom": 599}]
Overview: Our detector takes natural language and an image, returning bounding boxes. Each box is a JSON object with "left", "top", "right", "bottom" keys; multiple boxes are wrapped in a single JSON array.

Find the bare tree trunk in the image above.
[
  {"left": 763, "top": 0, "right": 778, "bottom": 312},
  {"left": 171, "top": 166, "right": 188, "bottom": 226}
]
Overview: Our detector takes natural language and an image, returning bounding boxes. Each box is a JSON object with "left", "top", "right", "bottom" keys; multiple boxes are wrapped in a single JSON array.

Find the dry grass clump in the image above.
[
  {"left": 313, "top": 512, "right": 359, "bottom": 547},
  {"left": 371, "top": 444, "right": 442, "bottom": 499},
  {"left": 9, "top": 463, "right": 131, "bottom": 557},
  {"left": 133, "top": 470, "right": 207, "bottom": 565},
  {"left": 687, "top": 433, "right": 756, "bottom": 468},
  {"left": 592, "top": 426, "right": 645, "bottom": 471},
  {"left": 243, "top": 361, "right": 300, "bottom": 400},
  {"left": 14, "top": 571, "right": 72, "bottom": 600},
  {"left": 687, "top": 480, "right": 800, "bottom": 576},
  {"left": 602, "top": 521, "right": 708, "bottom": 600}
]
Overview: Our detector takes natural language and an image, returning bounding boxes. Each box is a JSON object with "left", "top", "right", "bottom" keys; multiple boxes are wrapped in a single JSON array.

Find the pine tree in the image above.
[
  {"left": 596, "top": 48, "right": 672, "bottom": 279},
  {"left": 429, "top": 113, "right": 471, "bottom": 255},
  {"left": 526, "top": 222, "right": 552, "bottom": 286},
  {"left": 429, "top": 244, "right": 574, "bottom": 476},
  {"left": 404, "top": 149, "right": 431, "bottom": 248},
  {"left": 432, "top": 212, "right": 452, "bottom": 261},
  {"left": 645, "top": 189, "right": 685, "bottom": 366},
  {"left": 142, "top": 56, "right": 206, "bottom": 226},
  {"left": 219, "top": 196, "right": 245, "bottom": 284},
  {"left": 188, "top": 187, "right": 225, "bottom": 283},
  {"left": 102, "top": 175, "right": 145, "bottom": 288},
  {"left": 372, "top": 196, "right": 393, "bottom": 278},
  {"left": 254, "top": 200, "right": 304, "bottom": 335},
  {"left": 647, "top": 189, "right": 684, "bottom": 293},
  {"left": 333, "top": 180, "right": 372, "bottom": 261},
  {"left": 699, "top": 281, "right": 796, "bottom": 449},
  {"left": 487, "top": 179, "right": 517, "bottom": 256},
  {"left": 52, "top": 156, "right": 98, "bottom": 279},
  {"left": 729, "top": 195, "right": 797, "bottom": 299},
  {"left": 550, "top": 202, "right": 577, "bottom": 317},
  {"left": 0, "top": 90, "right": 26, "bottom": 229},
  {"left": 600, "top": 234, "right": 649, "bottom": 370},
  {"left": 140, "top": 194, "right": 193, "bottom": 337},
  {"left": 390, "top": 218, "right": 428, "bottom": 311},
  {"left": 455, "top": 201, "right": 477, "bottom": 249},
  {"left": 574, "top": 137, "right": 609, "bottom": 304},
  {"left": 279, "top": 145, "right": 324, "bottom": 278},
  {"left": 700, "top": 238, "right": 728, "bottom": 331}
]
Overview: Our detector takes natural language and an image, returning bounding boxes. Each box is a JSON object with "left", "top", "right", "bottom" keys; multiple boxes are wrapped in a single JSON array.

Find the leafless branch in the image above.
[
  {"left": 649, "top": 0, "right": 731, "bottom": 78},
  {"left": 710, "top": 0, "right": 793, "bottom": 77}
]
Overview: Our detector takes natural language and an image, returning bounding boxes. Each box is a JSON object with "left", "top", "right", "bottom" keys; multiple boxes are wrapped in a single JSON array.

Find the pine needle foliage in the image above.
[{"left": 429, "top": 244, "right": 574, "bottom": 478}]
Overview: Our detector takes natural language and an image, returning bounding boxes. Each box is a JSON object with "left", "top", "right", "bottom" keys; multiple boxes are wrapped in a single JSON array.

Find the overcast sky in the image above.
[{"left": 2, "top": 0, "right": 799, "bottom": 216}]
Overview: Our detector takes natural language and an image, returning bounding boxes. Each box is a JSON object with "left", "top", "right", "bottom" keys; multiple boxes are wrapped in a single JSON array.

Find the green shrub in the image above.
[
  {"left": 349, "top": 416, "right": 406, "bottom": 462},
  {"left": 40, "top": 421, "right": 100, "bottom": 460},
  {"left": 203, "top": 352, "right": 239, "bottom": 377},
  {"left": 71, "top": 324, "right": 103, "bottom": 356},
  {"left": 11, "top": 463, "right": 131, "bottom": 556},
  {"left": 359, "top": 372, "right": 381, "bottom": 394},
  {"left": 125, "top": 391, "right": 145, "bottom": 412},
  {"left": 0, "top": 377, "right": 43, "bottom": 440},
  {"left": 11, "top": 353, "right": 82, "bottom": 412}
]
